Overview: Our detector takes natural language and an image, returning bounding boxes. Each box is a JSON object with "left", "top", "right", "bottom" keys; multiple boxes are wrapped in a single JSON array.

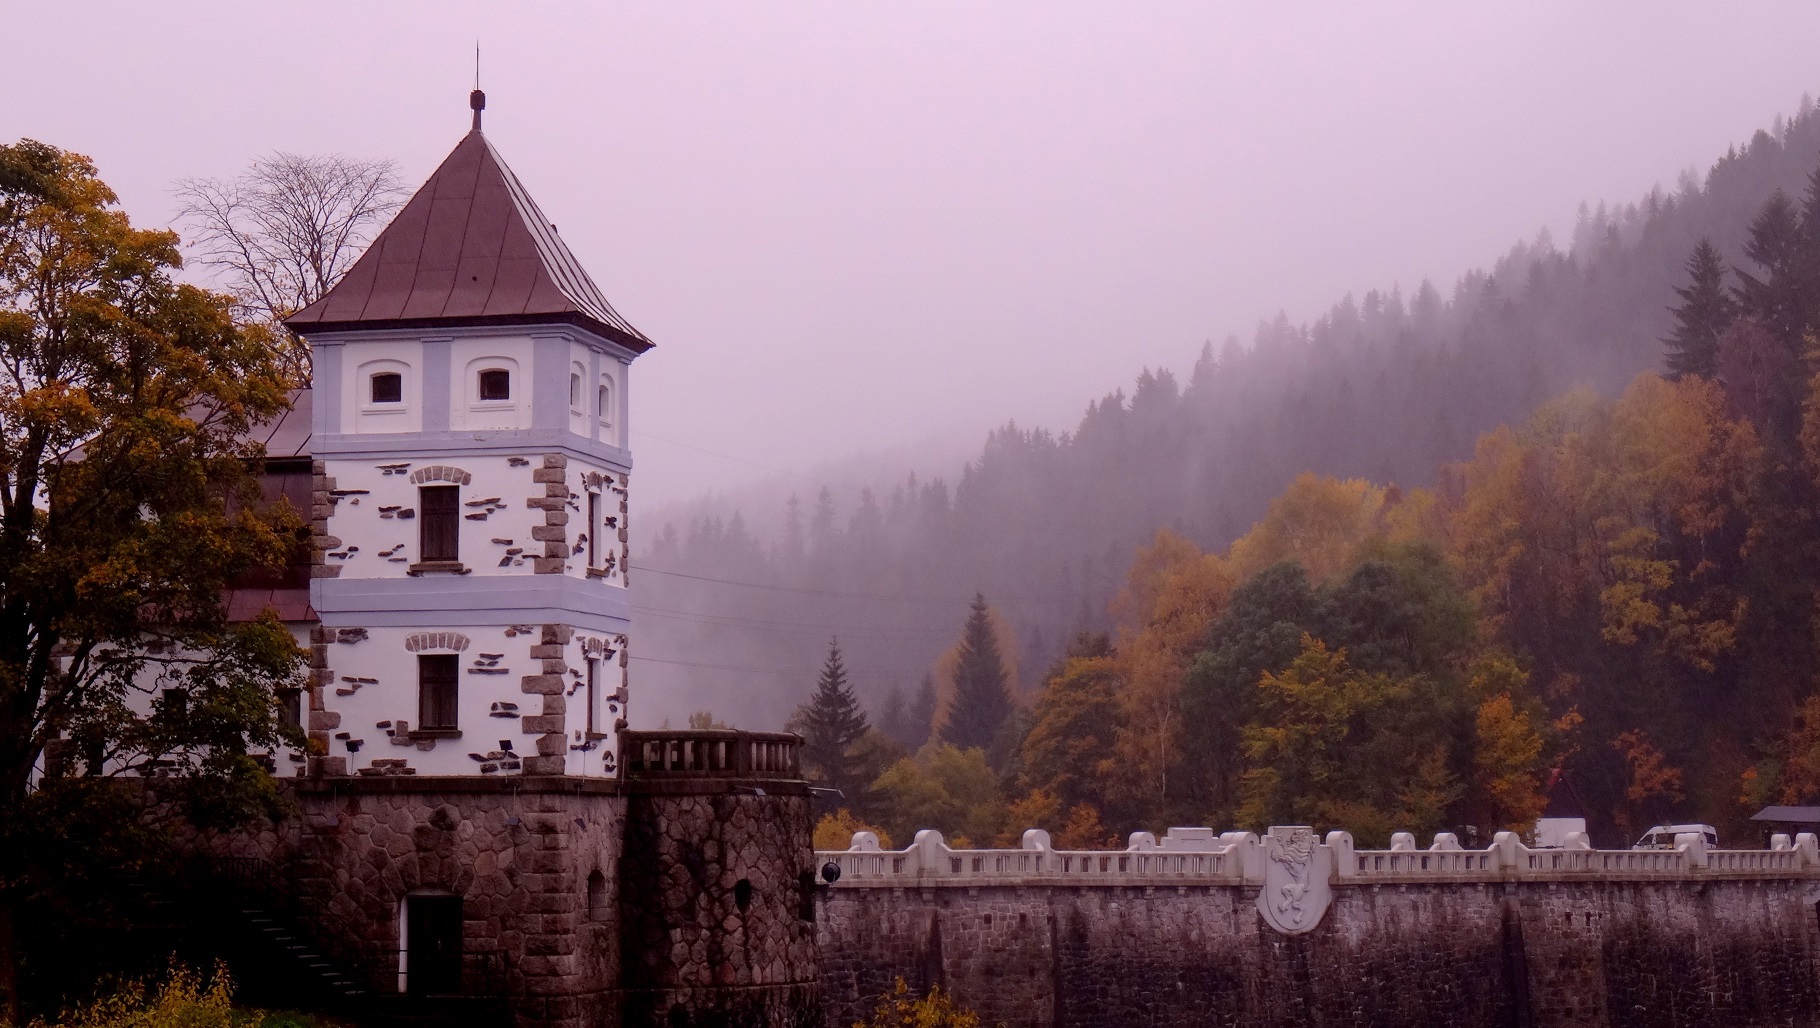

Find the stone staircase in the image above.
[{"left": 148, "top": 858, "right": 509, "bottom": 1028}]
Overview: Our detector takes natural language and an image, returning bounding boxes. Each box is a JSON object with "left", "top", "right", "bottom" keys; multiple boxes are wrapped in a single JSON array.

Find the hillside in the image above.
[{"left": 635, "top": 97, "right": 1820, "bottom": 732}]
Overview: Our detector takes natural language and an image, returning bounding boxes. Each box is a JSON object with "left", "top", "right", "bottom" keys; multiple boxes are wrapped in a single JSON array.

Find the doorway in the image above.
[{"left": 405, "top": 894, "right": 463, "bottom": 996}]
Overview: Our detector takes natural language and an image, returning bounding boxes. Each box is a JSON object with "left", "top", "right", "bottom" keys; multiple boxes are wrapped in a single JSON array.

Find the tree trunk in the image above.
[{"left": 0, "top": 897, "right": 18, "bottom": 1025}]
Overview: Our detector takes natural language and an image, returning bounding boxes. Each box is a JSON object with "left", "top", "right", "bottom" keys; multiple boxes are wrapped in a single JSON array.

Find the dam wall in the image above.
[{"left": 815, "top": 827, "right": 1820, "bottom": 1028}]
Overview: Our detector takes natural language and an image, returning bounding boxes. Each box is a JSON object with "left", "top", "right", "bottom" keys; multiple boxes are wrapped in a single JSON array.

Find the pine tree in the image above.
[
  {"left": 799, "top": 640, "right": 869, "bottom": 799},
  {"left": 910, "top": 672, "right": 938, "bottom": 751},
  {"left": 1663, "top": 239, "right": 1735, "bottom": 379},
  {"left": 1734, "top": 190, "right": 1807, "bottom": 347},
  {"left": 942, "top": 594, "right": 1013, "bottom": 753}
]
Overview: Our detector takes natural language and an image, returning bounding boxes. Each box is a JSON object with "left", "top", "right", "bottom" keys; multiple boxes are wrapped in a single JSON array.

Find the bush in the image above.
[
  {"left": 8, "top": 962, "right": 345, "bottom": 1028},
  {"left": 854, "top": 978, "right": 983, "bottom": 1028}
]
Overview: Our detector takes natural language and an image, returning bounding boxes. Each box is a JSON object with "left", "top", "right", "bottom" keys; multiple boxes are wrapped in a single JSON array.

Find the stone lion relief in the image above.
[{"left": 1257, "top": 825, "right": 1333, "bottom": 934}]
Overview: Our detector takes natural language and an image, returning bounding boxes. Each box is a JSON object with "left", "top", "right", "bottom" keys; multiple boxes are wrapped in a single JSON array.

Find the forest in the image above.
[{"left": 643, "top": 97, "right": 1820, "bottom": 849}]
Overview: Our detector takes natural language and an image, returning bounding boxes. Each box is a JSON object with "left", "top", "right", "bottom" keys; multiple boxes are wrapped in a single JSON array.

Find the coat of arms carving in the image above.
[{"left": 1256, "top": 825, "right": 1333, "bottom": 934}]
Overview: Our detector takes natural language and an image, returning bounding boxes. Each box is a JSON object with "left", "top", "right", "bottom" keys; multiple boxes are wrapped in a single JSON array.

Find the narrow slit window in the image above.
[
  {"left": 478, "top": 368, "right": 511, "bottom": 401},
  {"left": 371, "top": 372, "right": 403, "bottom": 404},
  {"left": 419, "top": 485, "right": 460, "bottom": 562},
  {"left": 569, "top": 373, "right": 582, "bottom": 411},
  {"left": 587, "top": 492, "right": 600, "bottom": 568},
  {"left": 586, "top": 657, "right": 598, "bottom": 735},
  {"left": 598, "top": 383, "right": 612, "bottom": 425},
  {"left": 418, "top": 654, "right": 459, "bottom": 731}
]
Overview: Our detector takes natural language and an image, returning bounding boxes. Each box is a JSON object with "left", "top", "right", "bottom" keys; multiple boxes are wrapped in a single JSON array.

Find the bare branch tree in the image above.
[{"left": 174, "top": 153, "right": 407, "bottom": 373}]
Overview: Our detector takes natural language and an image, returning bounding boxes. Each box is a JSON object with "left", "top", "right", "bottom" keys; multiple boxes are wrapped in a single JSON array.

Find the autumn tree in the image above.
[
  {"left": 173, "top": 153, "right": 405, "bottom": 376},
  {"left": 0, "top": 140, "right": 303, "bottom": 1019},
  {"left": 1016, "top": 634, "right": 1120, "bottom": 814},
  {"left": 796, "top": 640, "right": 870, "bottom": 803},
  {"left": 1662, "top": 238, "right": 1735, "bottom": 380},
  {"left": 1238, "top": 638, "right": 1457, "bottom": 845},
  {"left": 940, "top": 595, "right": 1013, "bottom": 755}
]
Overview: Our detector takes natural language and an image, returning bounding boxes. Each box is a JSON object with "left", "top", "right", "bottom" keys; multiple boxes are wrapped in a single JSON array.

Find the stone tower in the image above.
[
  {"left": 285, "top": 90, "right": 650, "bottom": 780},
  {"left": 222, "top": 97, "right": 826, "bottom": 1028}
]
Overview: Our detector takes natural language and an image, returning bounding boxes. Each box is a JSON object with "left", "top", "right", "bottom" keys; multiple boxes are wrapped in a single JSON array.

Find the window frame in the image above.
[
  {"left": 477, "top": 368, "right": 512, "bottom": 403},
  {"left": 419, "top": 485, "right": 461, "bottom": 563},
  {"left": 417, "top": 653, "right": 460, "bottom": 732},
  {"left": 370, "top": 371, "right": 404, "bottom": 404}
]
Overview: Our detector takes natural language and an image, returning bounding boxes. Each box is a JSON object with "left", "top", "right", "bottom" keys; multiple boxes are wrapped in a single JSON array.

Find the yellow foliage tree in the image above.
[
  {"left": 1227, "top": 473, "right": 1388, "bottom": 583},
  {"left": 854, "top": 979, "right": 981, "bottom": 1028},
  {"left": 814, "top": 809, "right": 893, "bottom": 851}
]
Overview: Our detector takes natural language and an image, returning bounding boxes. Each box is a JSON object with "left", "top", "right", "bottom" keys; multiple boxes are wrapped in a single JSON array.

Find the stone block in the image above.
[
  {"left": 545, "top": 510, "right": 569, "bottom": 526},
  {"left": 309, "top": 710, "right": 342, "bottom": 730},
  {"left": 532, "top": 468, "right": 566, "bottom": 484},
  {"left": 540, "top": 694, "right": 565, "bottom": 715},
  {"left": 541, "top": 453, "right": 567, "bottom": 469},
  {"left": 521, "top": 715, "right": 564, "bottom": 734},
  {"left": 521, "top": 674, "right": 565, "bottom": 695},
  {"left": 536, "top": 734, "right": 566, "bottom": 757},
  {"left": 529, "top": 644, "right": 565, "bottom": 659},
  {"left": 531, "top": 525, "right": 566, "bottom": 542},
  {"left": 533, "top": 557, "right": 565, "bottom": 574},
  {"left": 542, "top": 658, "right": 567, "bottom": 674},
  {"left": 520, "top": 755, "right": 564, "bottom": 775}
]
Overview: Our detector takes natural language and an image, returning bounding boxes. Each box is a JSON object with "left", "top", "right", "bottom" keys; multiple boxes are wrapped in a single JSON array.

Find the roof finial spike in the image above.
[{"left": 470, "top": 44, "right": 485, "bottom": 132}]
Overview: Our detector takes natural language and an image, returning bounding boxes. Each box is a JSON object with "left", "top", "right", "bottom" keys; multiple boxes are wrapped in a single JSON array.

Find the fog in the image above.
[
  {"left": 13, "top": 3, "right": 1820, "bottom": 726},
  {"left": 8, "top": 3, "right": 1820, "bottom": 509}
]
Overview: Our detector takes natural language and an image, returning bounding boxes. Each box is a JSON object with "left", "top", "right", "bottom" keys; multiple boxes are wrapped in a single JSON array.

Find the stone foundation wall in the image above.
[
  {"left": 619, "top": 788, "right": 823, "bottom": 1028},
  {"left": 200, "top": 779, "right": 626, "bottom": 1027},
  {"left": 818, "top": 879, "right": 1820, "bottom": 1028}
]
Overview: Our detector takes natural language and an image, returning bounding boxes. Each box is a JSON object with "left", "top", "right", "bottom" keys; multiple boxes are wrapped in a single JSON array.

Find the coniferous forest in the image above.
[{"left": 644, "top": 97, "right": 1820, "bottom": 848}]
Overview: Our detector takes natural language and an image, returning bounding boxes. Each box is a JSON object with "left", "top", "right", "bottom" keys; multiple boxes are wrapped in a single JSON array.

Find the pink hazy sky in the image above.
[{"left": 10, "top": 2, "right": 1820, "bottom": 507}]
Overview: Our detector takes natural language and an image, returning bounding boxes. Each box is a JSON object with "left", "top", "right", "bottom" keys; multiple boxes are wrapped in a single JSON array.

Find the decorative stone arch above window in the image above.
[
  {"left": 405, "top": 632, "right": 470, "bottom": 653},
  {"left": 410, "top": 465, "right": 472, "bottom": 486}
]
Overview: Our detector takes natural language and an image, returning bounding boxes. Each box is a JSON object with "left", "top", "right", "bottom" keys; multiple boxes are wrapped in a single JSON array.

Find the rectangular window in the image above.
[
  {"left": 587, "top": 492, "right": 599, "bottom": 568},
  {"left": 586, "top": 657, "right": 598, "bottom": 734},
  {"left": 418, "top": 654, "right": 459, "bottom": 731},
  {"left": 420, "top": 486, "right": 459, "bottom": 562}
]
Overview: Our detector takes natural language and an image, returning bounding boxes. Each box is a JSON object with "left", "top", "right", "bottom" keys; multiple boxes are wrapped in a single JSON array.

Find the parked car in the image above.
[{"left": 1632, "top": 824, "right": 1719, "bottom": 850}]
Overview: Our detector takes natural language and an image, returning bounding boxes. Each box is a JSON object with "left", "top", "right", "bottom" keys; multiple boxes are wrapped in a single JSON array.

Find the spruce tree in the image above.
[
  {"left": 1663, "top": 239, "right": 1735, "bottom": 380},
  {"left": 942, "top": 594, "right": 1013, "bottom": 753},
  {"left": 799, "top": 639, "right": 869, "bottom": 798},
  {"left": 1734, "top": 190, "right": 1808, "bottom": 348},
  {"left": 909, "top": 672, "right": 938, "bottom": 751}
]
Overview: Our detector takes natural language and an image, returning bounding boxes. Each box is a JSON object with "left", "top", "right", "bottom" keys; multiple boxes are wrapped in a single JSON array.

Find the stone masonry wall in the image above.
[
  {"left": 620, "top": 789, "right": 822, "bottom": 1028},
  {"left": 819, "top": 878, "right": 1820, "bottom": 1028},
  {"left": 206, "top": 781, "right": 626, "bottom": 1027}
]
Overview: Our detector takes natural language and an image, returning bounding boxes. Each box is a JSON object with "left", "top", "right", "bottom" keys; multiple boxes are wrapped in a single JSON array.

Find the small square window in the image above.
[
  {"left": 371, "top": 372, "right": 403, "bottom": 404},
  {"left": 478, "top": 369, "right": 511, "bottom": 401}
]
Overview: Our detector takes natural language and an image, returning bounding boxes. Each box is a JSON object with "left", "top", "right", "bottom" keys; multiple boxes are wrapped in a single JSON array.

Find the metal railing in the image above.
[
  {"left": 369, "top": 947, "right": 508, "bottom": 998},
  {"left": 619, "top": 730, "right": 803, "bottom": 781}
]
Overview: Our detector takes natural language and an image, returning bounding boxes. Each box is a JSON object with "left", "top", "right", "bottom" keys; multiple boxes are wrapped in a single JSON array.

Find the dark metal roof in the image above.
[
  {"left": 250, "top": 388, "right": 312, "bottom": 459},
  {"left": 1750, "top": 805, "right": 1820, "bottom": 824},
  {"left": 285, "top": 131, "right": 653, "bottom": 353}
]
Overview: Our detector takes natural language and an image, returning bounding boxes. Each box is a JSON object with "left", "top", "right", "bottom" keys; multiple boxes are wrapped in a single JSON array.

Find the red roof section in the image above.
[{"left": 286, "top": 130, "right": 653, "bottom": 353}]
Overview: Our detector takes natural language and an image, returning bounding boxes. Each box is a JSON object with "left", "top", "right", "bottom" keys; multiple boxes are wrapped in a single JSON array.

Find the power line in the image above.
[
  {"left": 629, "top": 428, "right": 866, "bottom": 495},
  {"left": 629, "top": 654, "right": 822, "bottom": 676},
  {"left": 631, "top": 603, "right": 951, "bottom": 638},
  {"left": 631, "top": 562, "right": 968, "bottom": 605}
]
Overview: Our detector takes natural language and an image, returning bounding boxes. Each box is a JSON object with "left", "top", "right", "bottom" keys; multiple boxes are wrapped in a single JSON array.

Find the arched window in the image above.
[
  {"left": 587, "top": 869, "right": 607, "bottom": 921},
  {"left": 598, "top": 380, "right": 613, "bottom": 426},
  {"left": 569, "top": 372, "right": 582, "bottom": 412},
  {"left": 371, "top": 372, "right": 403, "bottom": 404},
  {"left": 478, "top": 368, "right": 511, "bottom": 401}
]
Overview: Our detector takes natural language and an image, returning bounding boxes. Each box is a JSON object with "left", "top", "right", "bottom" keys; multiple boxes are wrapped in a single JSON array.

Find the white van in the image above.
[{"left": 1632, "top": 824, "right": 1718, "bottom": 850}]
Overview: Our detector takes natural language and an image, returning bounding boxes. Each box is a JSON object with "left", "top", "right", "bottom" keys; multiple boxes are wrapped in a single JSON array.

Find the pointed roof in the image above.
[{"left": 286, "top": 130, "right": 653, "bottom": 353}]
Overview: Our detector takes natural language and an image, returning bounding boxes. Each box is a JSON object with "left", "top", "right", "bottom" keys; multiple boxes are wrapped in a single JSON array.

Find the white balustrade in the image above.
[{"left": 816, "top": 826, "right": 1820, "bottom": 888}]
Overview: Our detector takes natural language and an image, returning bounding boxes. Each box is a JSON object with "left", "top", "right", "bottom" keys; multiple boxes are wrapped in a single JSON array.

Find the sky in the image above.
[{"left": 9, "top": 2, "right": 1820, "bottom": 509}]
